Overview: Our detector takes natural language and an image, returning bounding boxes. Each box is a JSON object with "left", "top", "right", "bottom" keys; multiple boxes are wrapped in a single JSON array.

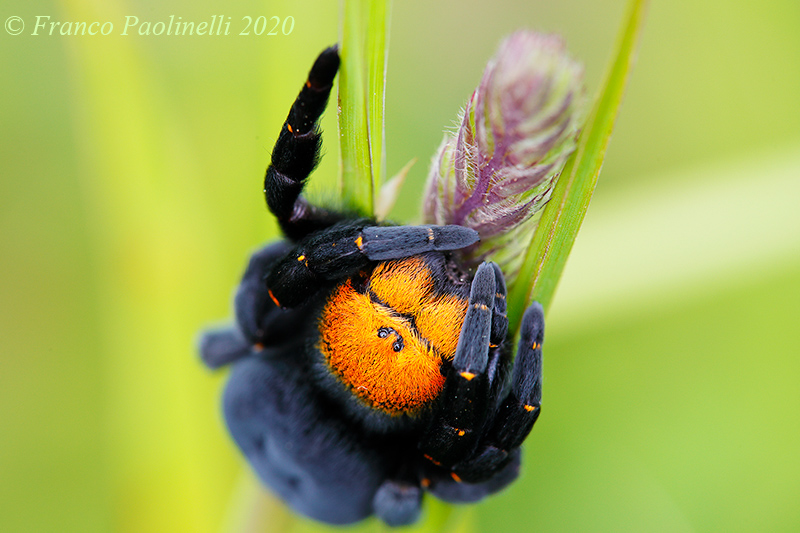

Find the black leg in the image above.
[
  {"left": 488, "top": 263, "right": 509, "bottom": 349},
  {"left": 266, "top": 222, "right": 479, "bottom": 308},
  {"left": 448, "top": 303, "right": 543, "bottom": 482},
  {"left": 486, "top": 302, "right": 544, "bottom": 451},
  {"left": 442, "top": 266, "right": 513, "bottom": 482},
  {"left": 264, "top": 45, "right": 345, "bottom": 240},
  {"left": 425, "top": 448, "right": 521, "bottom": 504},
  {"left": 484, "top": 262, "right": 512, "bottom": 412},
  {"left": 199, "top": 241, "right": 302, "bottom": 368},
  {"left": 233, "top": 241, "right": 312, "bottom": 347},
  {"left": 418, "top": 262, "right": 497, "bottom": 466}
]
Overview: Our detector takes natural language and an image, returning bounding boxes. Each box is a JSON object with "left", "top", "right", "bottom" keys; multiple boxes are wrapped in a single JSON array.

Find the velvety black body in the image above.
[{"left": 199, "top": 45, "right": 544, "bottom": 527}]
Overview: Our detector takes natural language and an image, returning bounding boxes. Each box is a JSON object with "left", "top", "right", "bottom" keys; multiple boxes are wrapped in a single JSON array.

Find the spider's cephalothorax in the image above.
[{"left": 200, "top": 45, "right": 544, "bottom": 527}]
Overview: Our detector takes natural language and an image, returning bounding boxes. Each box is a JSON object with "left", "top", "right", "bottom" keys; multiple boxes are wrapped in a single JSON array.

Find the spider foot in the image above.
[
  {"left": 373, "top": 479, "right": 423, "bottom": 527},
  {"left": 425, "top": 448, "right": 522, "bottom": 504},
  {"left": 198, "top": 326, "right": 251, "bottom": 369},
  {"left": 451, "top": 445, "right": 513, "bottom": 484}
]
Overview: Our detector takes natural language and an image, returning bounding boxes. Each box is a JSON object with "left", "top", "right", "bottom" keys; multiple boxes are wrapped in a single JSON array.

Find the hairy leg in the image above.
[{"left": 264, "top": 45, "right": 345, "bottom": 240}]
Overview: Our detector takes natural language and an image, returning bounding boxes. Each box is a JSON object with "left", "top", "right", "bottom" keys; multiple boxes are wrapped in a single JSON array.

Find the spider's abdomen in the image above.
[{"left": 318, "top": 255, "right": 468, "bottom": 415}]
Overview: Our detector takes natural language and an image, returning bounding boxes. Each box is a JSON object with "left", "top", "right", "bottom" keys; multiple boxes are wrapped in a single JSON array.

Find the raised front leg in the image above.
[{"left": 264, "top": 45, "right": 345, "bottom": 241}]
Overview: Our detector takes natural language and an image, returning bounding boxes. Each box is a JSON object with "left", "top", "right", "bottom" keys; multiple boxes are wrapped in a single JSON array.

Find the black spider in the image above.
[{"left": 199, "top": 45, "right": 544, "bottom": 527}]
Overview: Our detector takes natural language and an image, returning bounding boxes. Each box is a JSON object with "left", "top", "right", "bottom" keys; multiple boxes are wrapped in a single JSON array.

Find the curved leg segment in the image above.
[
  {"left": 426, "top": 448, "right": 521, "bottom": 504},
  {"left": 417, "top": 277, "right": 543, "bottom": 488},
  {"left": 264, "top": 45, "right": 344, "bottom": 240},
  {"left": 486, "top": 302, "right": 544, "bottom": 451},
  {"left": 451, "top": 302, "right": 544, "bottom": 483},
  {"left": 266, "top": 223, "right": 479, "bottom": 308},
  {"left": 418, "top": 262, "right": 497, "bottom": 466},
  {"left": 233, "top": 241, "right": 312, "bottom": 348}
]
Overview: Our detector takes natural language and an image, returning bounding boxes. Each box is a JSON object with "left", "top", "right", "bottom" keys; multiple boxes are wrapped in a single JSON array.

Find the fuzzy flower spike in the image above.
[{"left": 423, "top": 31, "right": 585, "bottom": 277}]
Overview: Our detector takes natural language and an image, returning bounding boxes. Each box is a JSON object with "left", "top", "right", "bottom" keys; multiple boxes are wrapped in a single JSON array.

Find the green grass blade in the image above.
[
  {"left": 367, "top": 1, "right": 391, "bottom": 194},
  {"left": 339, "top": 0, "right": 372, "bottom": 214},
  {"left": 338, "top": 0, "right": 392, "bottom": 216},
  {"left": 507, "top": 0, "right": 649, "bottom": 330}
]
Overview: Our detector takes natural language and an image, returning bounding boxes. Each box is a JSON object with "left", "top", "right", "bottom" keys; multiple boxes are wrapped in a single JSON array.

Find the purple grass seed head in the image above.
[{"left": 423, "top": 31, "right": 585, "bottom": 276}]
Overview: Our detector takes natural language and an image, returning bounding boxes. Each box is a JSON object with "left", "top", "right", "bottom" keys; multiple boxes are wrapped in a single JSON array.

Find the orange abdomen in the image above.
[{"left": 318, "top": 257, "right": 468, "bottom": 415}]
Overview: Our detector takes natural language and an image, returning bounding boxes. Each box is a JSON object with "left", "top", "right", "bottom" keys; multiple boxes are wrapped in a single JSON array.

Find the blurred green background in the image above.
[{"left": 2, "top": 0, "right": 799, "bottom": 531}]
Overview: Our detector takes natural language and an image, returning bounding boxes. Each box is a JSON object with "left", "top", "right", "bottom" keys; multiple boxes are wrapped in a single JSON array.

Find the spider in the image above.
[{"left": 200, "top": 45, "right": 544, "bottom": 527}]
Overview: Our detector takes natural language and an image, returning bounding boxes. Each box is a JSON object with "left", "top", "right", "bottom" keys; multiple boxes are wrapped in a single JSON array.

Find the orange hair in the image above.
[{"left": 318, "top": 257, "right": 467, "bottom": 414}]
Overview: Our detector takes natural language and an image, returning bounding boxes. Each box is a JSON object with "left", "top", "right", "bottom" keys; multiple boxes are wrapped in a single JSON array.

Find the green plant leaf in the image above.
[
  {"left": 506, "top": 0, "right": 649, "bottom": 331},
  {"left": 338, "top": 0, "right": 392, "bottom": 216},
  {"left": 366, "top": 1, "right": 391, "bottom": 195}
]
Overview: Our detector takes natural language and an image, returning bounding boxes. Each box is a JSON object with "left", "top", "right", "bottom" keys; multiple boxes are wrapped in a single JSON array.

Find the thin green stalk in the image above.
[
  {"left": 507, "top": 0, "right": 649, "bottom": 330},
  {"left": 338, "top": 0, "right": 392, "bottom": 215},
  {"left": 366, "top": 2, "right": 391, "bottom": 194}
]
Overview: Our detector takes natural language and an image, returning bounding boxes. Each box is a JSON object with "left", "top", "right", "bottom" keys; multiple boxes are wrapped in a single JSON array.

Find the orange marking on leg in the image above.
[
  {"left": 287, "top": 124, "right": 293, "bottom": 133},
  {"left": 424, "top": 454, "right": 441, "bottom": 466},
  {"left": 297, "top": 254, "right": 306, "bottom": 261},
  {"left": 531, "top": 342, "right": 540, "bottom": 350},
  {"left": 355, "top": 235, "right": 363, "bottom": 250},
  {"left": 460, "top": 371, "right": 475, "bottom": 381},
  {"left": 268, "top": 289, "right": 281, "bottom": 308},
  {"left": 450, "top": 472, "right": 462, "bottom": 483},
  {"left": 305, "top": 80, "right": 312, "bottom": 88},
  {"left": 456, "top": 429, "right": 466, "bottom": 437},
  {"left": 524, "top": 404, "right": 536, "bottom": 412}
]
